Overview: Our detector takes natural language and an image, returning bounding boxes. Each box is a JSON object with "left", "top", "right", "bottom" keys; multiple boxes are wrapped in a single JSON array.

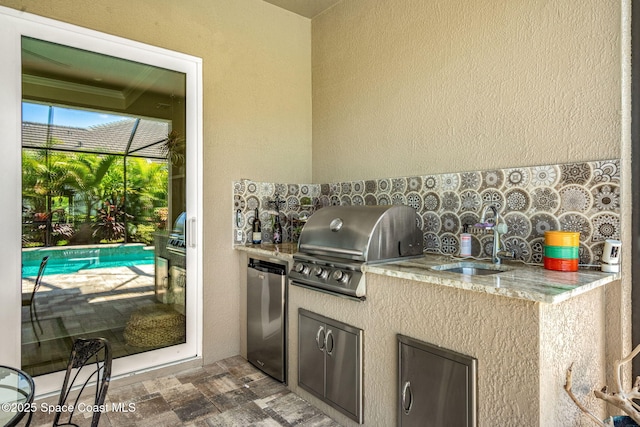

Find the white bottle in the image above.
[{"left": 460, "top": 229, "right": 472, "bottom": 257}]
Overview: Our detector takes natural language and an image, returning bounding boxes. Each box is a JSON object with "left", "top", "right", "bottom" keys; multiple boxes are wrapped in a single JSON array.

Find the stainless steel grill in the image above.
[
  {"left": 166, "top": 212, "right": 186, "bottom": 255},
  {"left": 290, "top": 205, "right": 423, "bottom": 300}
]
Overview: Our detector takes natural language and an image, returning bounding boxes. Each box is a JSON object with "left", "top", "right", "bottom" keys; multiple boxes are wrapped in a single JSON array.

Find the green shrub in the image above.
[{"left": 132, "top": 224, "right": 156, "bottom": 246}]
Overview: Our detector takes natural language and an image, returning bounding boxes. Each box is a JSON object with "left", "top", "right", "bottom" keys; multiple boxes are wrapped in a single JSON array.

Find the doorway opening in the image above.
[{"left": 21, "top": 37, "right": 188, "bottom": 377}]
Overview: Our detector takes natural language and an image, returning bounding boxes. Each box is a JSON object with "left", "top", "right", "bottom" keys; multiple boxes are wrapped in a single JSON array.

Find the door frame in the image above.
[
  {"left": 632, "top": 0, "right": 640, "bottom": 374},
  {"left": 0, "top": 5, "right": 203, "bottom": 395}
]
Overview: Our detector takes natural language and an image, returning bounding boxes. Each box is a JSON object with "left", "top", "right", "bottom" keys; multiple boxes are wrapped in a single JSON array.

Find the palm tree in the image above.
[
  {"left": 125, "top": 158, "right": 168, "bottom": 223},
  {"left": 22, "top": 149, "right": 75, "bottom": 211},
  {"left": 23, "top": 147, "right": 169, "bottom": 245},
  {"left": 22, "top": 148, "right": 78, "bottom": 245},
  {"left": 65, "top": 154, "right": 120, "bottom": 223}
]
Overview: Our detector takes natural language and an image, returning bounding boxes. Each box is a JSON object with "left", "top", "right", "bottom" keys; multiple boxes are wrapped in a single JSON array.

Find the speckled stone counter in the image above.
[
  {"left": 233, "top": 242, "right": 297, "bottom": 260},
  {"left": 235, "top": 244, "right": 619, "bottom": 304},
  {"left": 364, "top": 255, "right": 621, "bottom": 304}
]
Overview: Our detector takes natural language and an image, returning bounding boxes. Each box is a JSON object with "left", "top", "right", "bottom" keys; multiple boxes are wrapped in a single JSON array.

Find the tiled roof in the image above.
[{"left": 22, "top": 119, "right": 169, "bottom": 159}]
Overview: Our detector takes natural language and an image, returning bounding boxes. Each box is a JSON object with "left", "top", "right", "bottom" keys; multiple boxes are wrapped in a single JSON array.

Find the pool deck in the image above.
[{"left": 21, "top": 264, "right": 161, "bottom": 376}]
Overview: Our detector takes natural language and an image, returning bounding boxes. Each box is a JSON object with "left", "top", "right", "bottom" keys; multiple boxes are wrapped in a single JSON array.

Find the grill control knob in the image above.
[
  {"left": 332, "top": 270, "right": 350, "bottom": 284},
  {"left": 311, "top": 266, "right": 328, "bottom": 279},
  {"left": 293, "top": 263, "right": 310, "bottom": 275}
]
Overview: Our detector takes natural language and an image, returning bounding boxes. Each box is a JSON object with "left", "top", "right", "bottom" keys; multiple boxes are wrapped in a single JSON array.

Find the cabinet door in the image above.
[
  {"left": 325, "top": 325, "right": 360, "bottom": 417},
  {"left": 399, "top": 342, "right": 474, "bottom": 427},
  {"left": 298, "top": 313, "right": 325, "bottom": 398}
]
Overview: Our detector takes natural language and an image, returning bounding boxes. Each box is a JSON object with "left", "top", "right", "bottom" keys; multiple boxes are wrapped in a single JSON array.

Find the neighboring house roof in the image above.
[{"left": 22, "top": 119, "right": 169, "bottom": 159}]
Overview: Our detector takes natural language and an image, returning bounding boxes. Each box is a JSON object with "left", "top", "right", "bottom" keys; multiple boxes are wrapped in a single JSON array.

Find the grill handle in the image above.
[{"left": 297, "top": 244, "right": 364, "bottom": 259}]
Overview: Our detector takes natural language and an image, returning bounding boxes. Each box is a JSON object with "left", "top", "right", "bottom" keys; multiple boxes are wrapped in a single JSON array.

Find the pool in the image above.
[{"left": 22, "top": 244, "right": 155, "bottom": 277}]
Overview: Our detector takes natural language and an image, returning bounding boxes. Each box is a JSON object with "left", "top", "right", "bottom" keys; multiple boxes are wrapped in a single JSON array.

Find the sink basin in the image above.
[{"left": 431, "top": 262, "right": 507, "bottom": 276}]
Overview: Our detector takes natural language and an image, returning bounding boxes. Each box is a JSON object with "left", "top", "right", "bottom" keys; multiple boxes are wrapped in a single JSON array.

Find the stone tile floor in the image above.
[
  {"left": 21, "top": 264, "right": 170, "bottom": 376},
  {"left": 21, "top": 265, "right": 340, "bottom": 425},
  {"left": 28, "top": 356, "right": 341, "bottom": 427}
]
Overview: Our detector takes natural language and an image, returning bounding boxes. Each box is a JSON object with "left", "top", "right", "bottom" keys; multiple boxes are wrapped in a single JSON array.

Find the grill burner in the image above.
[{"left": 290, "top": 205, "right": 423, "bottom": 300}]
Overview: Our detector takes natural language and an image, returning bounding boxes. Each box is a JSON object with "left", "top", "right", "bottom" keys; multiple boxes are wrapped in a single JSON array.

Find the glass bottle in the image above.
[
  {"left": 252, "top": 208, "right": 262, "bottom": 244},
  {"left": 273, "top": 214, "right": 283, "bottom": 244}
]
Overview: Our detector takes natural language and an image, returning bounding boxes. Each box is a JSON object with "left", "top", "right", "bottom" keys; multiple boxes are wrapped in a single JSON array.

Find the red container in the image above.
[{"left": 544, "top": 256, "right": 579, "bottom": 272}]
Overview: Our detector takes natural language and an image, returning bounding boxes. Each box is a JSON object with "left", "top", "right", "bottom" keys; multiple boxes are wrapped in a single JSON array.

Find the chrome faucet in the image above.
[{"left": 478, "top": 204, "right": 514, "bottom": 265}]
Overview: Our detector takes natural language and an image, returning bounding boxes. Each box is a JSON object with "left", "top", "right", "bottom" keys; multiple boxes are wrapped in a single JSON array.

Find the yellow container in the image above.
[{"left": 544, "top": 231, "right": 580, "bottom": 247}]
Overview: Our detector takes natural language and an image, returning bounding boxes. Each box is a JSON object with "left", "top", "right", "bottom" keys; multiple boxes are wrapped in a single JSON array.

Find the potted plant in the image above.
[{"left": 161, "top": 130, "right": 185, "bottom": 166}]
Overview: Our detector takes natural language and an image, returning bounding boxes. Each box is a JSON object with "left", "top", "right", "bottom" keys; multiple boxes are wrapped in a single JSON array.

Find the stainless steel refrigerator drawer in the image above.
[{"left": 247, "top": 257, "right": 287, "bottom": 383}]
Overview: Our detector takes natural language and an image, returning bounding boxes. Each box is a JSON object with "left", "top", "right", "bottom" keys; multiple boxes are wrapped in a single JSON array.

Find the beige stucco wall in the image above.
[
  {"left": 310, "top": 1, "right": 631, "bottom": 423},
  {"left": 0, "top": 0, "right": 312, "bottom": 364},
  {"left": 311, "top": 0, "right": 622, "bottom": 182},
  {"left": 539, "top": 287, "right": 608, "bottom": 426}
]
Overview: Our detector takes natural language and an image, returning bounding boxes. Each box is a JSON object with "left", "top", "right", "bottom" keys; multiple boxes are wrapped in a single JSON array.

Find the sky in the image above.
[{"left": 22, "top": 102, "right": 130, "bottom": 128}]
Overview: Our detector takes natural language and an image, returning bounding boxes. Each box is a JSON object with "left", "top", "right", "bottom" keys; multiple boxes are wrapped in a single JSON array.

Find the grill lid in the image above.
[{"left": 297, "top": 205, "right": 423, "bottom": 262}]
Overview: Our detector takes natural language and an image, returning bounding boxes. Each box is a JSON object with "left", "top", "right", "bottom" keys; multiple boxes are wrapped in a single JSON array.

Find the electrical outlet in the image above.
[{"left": 236, "top": 229, "right": 243, "bottom": 242}]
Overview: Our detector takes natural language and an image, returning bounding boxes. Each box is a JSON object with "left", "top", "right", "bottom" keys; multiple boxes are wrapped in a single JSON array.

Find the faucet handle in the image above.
[
  {"left": 497, "top": 249, "right": 516, "bottom": 261},
  {"left": 474, "top": 221, "right": 493, "bottom": 229},
  {"left": 495, "top": 223, "right": 508, "bottom": 234}
]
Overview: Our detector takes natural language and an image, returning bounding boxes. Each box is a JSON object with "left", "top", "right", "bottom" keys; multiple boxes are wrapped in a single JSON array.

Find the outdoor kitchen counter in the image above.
[
  {"left": 236, "top": 246, "right": 620, "bottom": 425},
  {"left": 234, "top": 245, "right": 619, "bottom": 304},
  {"left": 234, "top": 243, "right": 297, "bottom": 259},
  {"left": 364, "top": 254, "right": 620, "bottom": 304}
]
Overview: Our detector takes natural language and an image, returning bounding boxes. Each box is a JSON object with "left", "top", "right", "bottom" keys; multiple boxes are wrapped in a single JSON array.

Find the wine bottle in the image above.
[
  {"left": 273, "top": 214, "right": 283, "bottom": 244},
  {"left": 252, "top": 208, "right": 262, "bottom": 244}
]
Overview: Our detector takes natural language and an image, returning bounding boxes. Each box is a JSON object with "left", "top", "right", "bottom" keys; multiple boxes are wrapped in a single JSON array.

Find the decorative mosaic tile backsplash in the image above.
[{"left": 233, "top": 159, "right": 620, "bottom": 265}]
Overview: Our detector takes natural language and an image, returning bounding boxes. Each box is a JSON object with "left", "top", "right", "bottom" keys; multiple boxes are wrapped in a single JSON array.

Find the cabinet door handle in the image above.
[
  {"left": 316, "top": 326, "right": 326, "bottom": 351},
  {"left": 402, "top": 381, "right": 413, "bottom": 415},
  {"left": 325, "top": 329, "right": 334, "bottom": 356}
]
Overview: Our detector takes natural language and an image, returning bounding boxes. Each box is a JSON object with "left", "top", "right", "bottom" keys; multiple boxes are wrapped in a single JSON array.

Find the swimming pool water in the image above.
[
  {"left": 24, "top": 258, "right": 155, "bottom": 276},
  {"left": 22, "top": 246, "right": 155, "bottom": 277}
]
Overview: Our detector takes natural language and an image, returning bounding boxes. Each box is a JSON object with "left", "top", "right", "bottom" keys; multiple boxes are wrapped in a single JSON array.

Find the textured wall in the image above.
[
  {"left": 308, "top": 3, "right": 629, "bottom": 419},
  {"left": 0, "top": 0, "right": 312, "bottom": 364},
  {"left": 540, "top": 288, "right": 608, "bottom": 426},
  {"left": 311, "top": 0, "right": 621, "bottom": 182},
  {"left": 285, "top": 273, "right": 608, "bottom": 426},
  {"left": 618, "top": 0, "right": 633, "bottom": 392}
]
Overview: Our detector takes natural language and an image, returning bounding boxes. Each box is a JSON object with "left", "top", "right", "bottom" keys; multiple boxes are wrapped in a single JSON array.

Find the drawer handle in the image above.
[
  {"left": 326, "top": 330, "right": 334, "bottom": 356},
  {"left": 402, "top": 381, "right": 413, "bottom": 415},
  {"left": 316, "top": 326, "right": 326, "bottom": 351}
]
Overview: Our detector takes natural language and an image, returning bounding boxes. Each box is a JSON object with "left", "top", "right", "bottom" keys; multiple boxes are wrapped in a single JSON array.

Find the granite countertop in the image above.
[
  {"left": 364, "top": 255, "right": 621, "bottom": 304},
  {"left": 234, "top": 244, "right": 620, "bottom": 304},
  {"left": 234, "top": 243, "right": 297, "bottom": 259}
]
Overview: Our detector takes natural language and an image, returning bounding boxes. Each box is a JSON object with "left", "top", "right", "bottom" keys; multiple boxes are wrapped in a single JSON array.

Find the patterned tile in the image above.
[
  {"left": 233, "top": 159, "right": 621, "bottom": 265},
  {"left": 31, "top": 358, "right": 338, "bottom": 427},
  {"left": 263, "top": 392, "right": 328, "bottom": 425},
  {"left": 203, "top": 402, "right": 271, "bottom": 427},
  {"left": 209, "top": 387, "right": 259, "bottom": 413}
]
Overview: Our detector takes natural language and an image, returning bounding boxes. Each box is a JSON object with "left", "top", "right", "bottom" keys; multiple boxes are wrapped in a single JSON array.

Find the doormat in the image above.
[{"left": 124, "top": 304, "right": 185, "bottom": 348}]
